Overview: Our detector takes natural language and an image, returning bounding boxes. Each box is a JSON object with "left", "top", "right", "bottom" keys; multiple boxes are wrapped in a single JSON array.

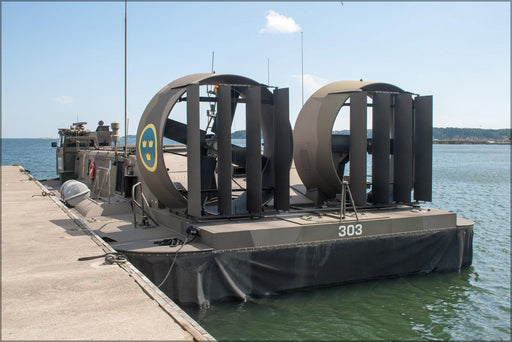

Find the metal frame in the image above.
[
  {"left": 294, "top": 80, "right": 432, "bottom": 206},
  {"left": 136, "top": 74, "right": 292, "bottom": 217}
]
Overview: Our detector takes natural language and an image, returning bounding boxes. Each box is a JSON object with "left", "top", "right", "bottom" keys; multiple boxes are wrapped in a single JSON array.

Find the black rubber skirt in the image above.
[{"left": 124, "top": 227, "right": 473, "bottom": 307}]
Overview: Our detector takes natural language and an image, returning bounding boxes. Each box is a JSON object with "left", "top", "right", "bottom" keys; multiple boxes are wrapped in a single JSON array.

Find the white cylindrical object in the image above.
[{"left": 60, "top": 180, "right": 90, "bottom": 207}]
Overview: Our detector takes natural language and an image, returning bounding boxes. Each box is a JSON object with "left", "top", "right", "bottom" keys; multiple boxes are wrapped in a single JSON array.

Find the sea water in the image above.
[
  {"left": 182, "top": 145, "right": 511, "bottom": 341},
  {"left": 2, "top": 140, "right": 510, "bottom": 340}
]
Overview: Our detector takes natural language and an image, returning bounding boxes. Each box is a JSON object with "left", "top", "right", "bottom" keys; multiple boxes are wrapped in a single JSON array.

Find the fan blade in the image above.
[
  {"left": 331, "top": 134, "right": 350, "bottom": 153},
  {"left": 232, "top": 144, "right": 269, "bottom": 169},
  {"left": 164, "top": 118, "right": 206, "bottom": 144}
]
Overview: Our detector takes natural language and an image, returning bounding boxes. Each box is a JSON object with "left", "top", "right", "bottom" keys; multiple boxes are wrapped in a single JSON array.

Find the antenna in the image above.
[
  {"left": 124, "top": 0, "right": 128, "bottom": 156},
  {"left": 267, "top": 57, "right": 270, "bottom": 85},
  {"left": 211, "top": 51, "right": 215, "bottom": 73},
  {"left": 301, "top": 31, "right": 304, "bottom": 106}
]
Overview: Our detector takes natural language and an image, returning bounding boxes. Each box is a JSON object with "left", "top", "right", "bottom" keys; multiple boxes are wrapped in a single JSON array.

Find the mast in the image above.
[
  {"left": 124, "top": 0, "right": 128, "bottom": 156},
  {"left": 301, "top": 31, "right": 304, "bottom": 106},
  {"left": 267, "top": 57, "right": 270, "bottom": 85},
  {"left": 211, "top": 51, "right": 215, "bottom": 73}
]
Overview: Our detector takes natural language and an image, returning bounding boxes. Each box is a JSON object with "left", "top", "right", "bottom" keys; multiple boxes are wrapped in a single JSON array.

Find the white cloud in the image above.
[
  {"left": 260, "top": 10, "right": 301, "bottom": 34},
  {"left": 56, "top": 95, "right": 74, "bottom": 104},
  {"left": 296, "top": 74, "right": 330, "bottom": 95}
]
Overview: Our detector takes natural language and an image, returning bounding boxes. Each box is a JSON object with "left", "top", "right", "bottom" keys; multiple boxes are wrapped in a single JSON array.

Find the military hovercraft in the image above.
[{"left": 46, "top": 73, "right": 473, "bottom": 307}]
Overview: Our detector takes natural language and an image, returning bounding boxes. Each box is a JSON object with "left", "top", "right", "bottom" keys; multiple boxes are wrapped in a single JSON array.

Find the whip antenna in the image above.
[
  {"left": 211, "top": 51, "right": 215, "bottom": 73},
  {"left": 124, "top": 0, "right": 128, "bottom": 156},
  {"left": 301, "top": 31, "right": 304, "bottom": 106},
  {"left": 267, "top": 57, "right": 270, "bottom": 85}
]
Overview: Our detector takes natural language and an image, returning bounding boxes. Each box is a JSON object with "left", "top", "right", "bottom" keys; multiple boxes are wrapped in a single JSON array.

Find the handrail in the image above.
[
  {"left": 131, "top": 182, "right": 159, "bottom": 227},
  {"left": 92, "top": 160, "right": 112, "bottom": 203},
  {"left": 340, "top": 180, "right": 359, "bottom": 222}
]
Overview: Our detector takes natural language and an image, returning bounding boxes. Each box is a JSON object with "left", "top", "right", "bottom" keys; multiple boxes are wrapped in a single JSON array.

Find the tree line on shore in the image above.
[
  {"left": 231, "top": 128, "right": 511, "bottom": 141},
  {"left": 126, "top": 127, "right": 510, "bottom": 142}
]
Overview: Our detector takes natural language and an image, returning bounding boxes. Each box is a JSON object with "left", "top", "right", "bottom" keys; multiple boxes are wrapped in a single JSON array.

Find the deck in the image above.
[{"left": 1, "top": 165, "right": 214, "bottom": 341}]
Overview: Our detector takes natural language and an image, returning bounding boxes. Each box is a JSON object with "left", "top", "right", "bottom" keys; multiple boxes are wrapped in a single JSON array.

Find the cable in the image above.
[
  {"left": 156, "top": 229, "right": 198, "bottom": 288},
  {"left": 156, "top": 238, "right": 187, "bottom": 288}
]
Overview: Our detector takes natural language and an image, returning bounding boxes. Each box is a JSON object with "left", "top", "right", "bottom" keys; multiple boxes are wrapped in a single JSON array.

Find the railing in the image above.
[
  {"left": 131, "top": 182, "right": 158, "bottom": 227},
  {"left": 340, "top": 180, "right": 359, "bottom": 222}
]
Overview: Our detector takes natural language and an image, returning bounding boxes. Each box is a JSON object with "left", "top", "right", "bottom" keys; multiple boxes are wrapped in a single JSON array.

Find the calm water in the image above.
[
  {"left": 2, "top": 140, "right": 510, "bottom": 340},
  {"left": 1, "top": 139, "right": 59, "bottom": 179}
]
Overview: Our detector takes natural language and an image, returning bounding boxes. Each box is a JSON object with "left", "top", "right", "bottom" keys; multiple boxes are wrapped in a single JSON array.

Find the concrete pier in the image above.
[{"left": 1, "top": 166, "right": 213, "bottom": 341}]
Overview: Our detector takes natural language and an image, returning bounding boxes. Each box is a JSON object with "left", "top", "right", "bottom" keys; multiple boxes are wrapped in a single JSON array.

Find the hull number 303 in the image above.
[{"left": 338, "top": 224, "right": 363, "bottom": 237}]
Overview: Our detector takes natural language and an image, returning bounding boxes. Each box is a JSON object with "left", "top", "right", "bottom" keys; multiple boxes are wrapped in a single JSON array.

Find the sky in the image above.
[{"left": 1, "top": 1, "right": 510, "bottom": 138}]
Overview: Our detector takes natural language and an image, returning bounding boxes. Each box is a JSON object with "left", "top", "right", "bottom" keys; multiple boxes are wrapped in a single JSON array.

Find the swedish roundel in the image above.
[{"left": 139, "top": 123, "right": 158, "bottom": 172}]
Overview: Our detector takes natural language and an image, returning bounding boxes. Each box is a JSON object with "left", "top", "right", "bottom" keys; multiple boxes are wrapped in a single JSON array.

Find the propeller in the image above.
[
  {"left": 163, "top": 93, "right": 269, "bottom": 208},
  {"left": 136, "top": 73, "right": 292, "bottom": 214}
]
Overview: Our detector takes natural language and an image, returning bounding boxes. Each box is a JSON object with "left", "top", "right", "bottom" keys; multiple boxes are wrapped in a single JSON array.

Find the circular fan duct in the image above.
[
  {"left": 136, "top": 73, "right": 292, "bottom": 215},
  {"left": 294, "top": 80, "right": 432, "bottom": 206}
]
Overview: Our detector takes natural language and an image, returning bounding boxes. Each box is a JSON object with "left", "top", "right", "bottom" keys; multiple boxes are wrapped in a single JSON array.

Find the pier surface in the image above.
[{"left": 1, "top": 166, "right": 209, "bottom": 340}]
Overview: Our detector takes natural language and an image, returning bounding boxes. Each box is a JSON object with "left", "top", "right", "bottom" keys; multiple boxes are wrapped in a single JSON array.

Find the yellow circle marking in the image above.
[{"left": 138, "top": 123, "right": 158, "bottom": 172}]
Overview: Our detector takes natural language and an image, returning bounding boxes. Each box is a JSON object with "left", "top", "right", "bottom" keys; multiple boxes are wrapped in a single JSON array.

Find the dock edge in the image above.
[{"left": 23, "top": 167, "right": 215, "bottom": 342}]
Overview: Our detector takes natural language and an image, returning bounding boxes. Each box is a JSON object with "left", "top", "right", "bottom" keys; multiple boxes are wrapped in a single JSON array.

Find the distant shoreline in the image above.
[
  {"left": 2, "top": 137, "right": 511, "bottom": 145},
  {"left": 3, "top": 126, "right": 512, "bottom": 144},
  {"left": 433, "top": 140, "right": 510, "bottom": 145}
]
